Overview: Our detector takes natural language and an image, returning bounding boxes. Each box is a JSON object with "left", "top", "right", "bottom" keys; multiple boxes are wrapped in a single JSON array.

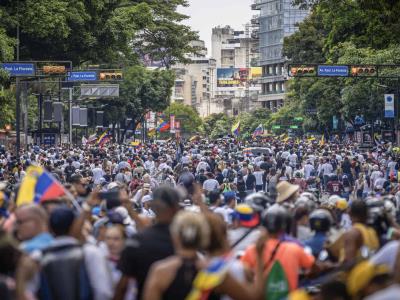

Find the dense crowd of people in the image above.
[{"left": 1, "top": 136, "right": 400, "bottom": 299}]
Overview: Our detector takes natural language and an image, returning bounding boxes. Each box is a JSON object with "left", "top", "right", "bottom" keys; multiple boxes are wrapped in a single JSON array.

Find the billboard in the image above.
[{"left": 217, "top": 67, "right": 261, "bottom": 88}]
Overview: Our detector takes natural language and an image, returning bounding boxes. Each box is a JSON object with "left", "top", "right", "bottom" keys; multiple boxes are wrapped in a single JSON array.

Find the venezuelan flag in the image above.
[
  {"left": 186, "top": 257, "right": 229, "bottom": 300},
  {"left": 16, "top": 165, "right": 67, "bottom": 207},
  {"left": 157, "top": 119, "right": 170, "bottom": 132},
  {"left": 148, "top": 128, "right": 156, "bottom": 137},
  {"left": 231, "top": 121, "right": 240, "bottom": 136},
  {"left": 97, "top": 130, "right": 110, "bottom": 145},
  {"left": 252, "top": 124, "right": 264, "bottom": 138}
]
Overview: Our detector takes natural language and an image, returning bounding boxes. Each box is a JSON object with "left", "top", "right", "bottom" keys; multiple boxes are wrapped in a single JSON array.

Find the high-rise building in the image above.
[
  {"left": 211, "top": 26, "right": 261, "bottom": 115},
  {"left": 252, "top": 0, "right": 309, "bottom": 111},
  {"left": 171, "top": 40, "right": 216, "bottom": 117}
]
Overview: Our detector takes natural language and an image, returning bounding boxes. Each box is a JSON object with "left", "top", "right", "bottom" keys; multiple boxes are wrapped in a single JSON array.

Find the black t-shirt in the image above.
[
  {"left": 245, "top": 173, "right": 256, "bottom": 190},
  {"left": 118, "top": 223, "right": 174, "bottom": 299},
  {"left": 64, "top": 165, "right": 75, "bottom": 182}
]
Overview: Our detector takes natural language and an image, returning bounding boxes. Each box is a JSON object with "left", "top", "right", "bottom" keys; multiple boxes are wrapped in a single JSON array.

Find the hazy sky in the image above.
[{"left": 179, "top": 0, "right": 254, "bottom": 56}]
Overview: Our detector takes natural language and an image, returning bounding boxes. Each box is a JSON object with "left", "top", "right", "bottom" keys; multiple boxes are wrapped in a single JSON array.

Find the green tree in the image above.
[
  {"left": 164, "top": 102, "right": 203, "bottom": 136},
  {"left": 0, "top": 88, "right": 15, "bottom": 128},
  {"left": 282, "top": 0, "right": 400, "bottom": 133},
  {"left": 0, "top": 0, "right": 200, "bottom": 66},
  {"left": 99, "top": 65, "right": 174, "bottom": 142},
  {"left": 203, "top": 113, "right": 233, "bottom": 139}
]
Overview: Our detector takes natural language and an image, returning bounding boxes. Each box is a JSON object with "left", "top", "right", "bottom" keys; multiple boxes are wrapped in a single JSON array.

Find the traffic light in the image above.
[
  {"left": 351, "top": 66, "right": 376, "bottom": 76},
  {"left": 99, "top": 72, "right": 123, "bottom": 81},
  {"left": 43, "top": 65, "right": 66, "bottom": 74},
  {"left": 290, "top": 66, "right": 315, "bottom": 76}
]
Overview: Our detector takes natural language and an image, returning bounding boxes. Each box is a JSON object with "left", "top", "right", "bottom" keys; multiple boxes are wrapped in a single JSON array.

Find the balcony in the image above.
[
  {"left": 257, "top": 93, "right": 286, "bottom": 102},
  {"left": 258, "top": 75, "right": 287, "bottom": 83},
  {"left": 251, "top": 15, "right": 260, "bottom": 25},
  {"left": 251, "top": 0, "right": 262, "bottom": 10}
]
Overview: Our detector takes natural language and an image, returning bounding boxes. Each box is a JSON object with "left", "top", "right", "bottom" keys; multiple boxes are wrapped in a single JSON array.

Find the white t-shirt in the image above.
[
  {"left": 253, "top": 171, "right": 264, "bottom": 185},
  {"left": 304, "top": 164, "right": 315, "bottom": 179},
  {"left": 321, "top": 163, "right": 333, "bottom": 176},
  {"left": 203, "top": 179, "right": 219, "bottom": 192},
  {"left": 289, "top": 153, "right": 297, "bottom": 165},
  {"left": 92, "top": 167, "right": 104, "bottom": 185}
]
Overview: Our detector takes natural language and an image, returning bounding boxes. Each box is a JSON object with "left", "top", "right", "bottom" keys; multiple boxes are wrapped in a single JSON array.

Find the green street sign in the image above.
[
  {"left": 294, "top": 117, "right": 304, "bottom": 122},
  {"left": 290, "top": 125, "right": 299, "bottom": 129},
  {"left": 272, "top": 125, "right": 281, "bottom": 129}
]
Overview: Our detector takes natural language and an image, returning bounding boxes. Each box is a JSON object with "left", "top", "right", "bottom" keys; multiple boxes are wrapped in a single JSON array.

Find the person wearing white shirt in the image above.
[
  {"left": 203, "top": 173, "right": 220, "bottom": 192},
  {"left": 304, "top": 160, "right": 315, "bottom": 179},
  {"left": 320, "top": 159, "right": 333, "bottom": 190},
  {"left": 253, "top": 166, "right": 264, "bottom": 192},
  {"left": 144, "top": 157, "right": 155, "bottom": 173},
  {"left": 289, "top": 152, "right": 298, "bottom": 167},
  {"left": 370, "top": 165, "right": 383, "bottom": 189},
  {"left": 196, "top": 158, "right": 210, "bottom": 174},
  {"left": 92, "top": 162, "right": 105, "bottom": 185}
]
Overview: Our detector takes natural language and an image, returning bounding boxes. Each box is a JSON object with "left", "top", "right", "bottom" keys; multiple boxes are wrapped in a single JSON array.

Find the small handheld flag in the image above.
[{"left": 16, "top": 165, "right": 67, "bottom": 207}]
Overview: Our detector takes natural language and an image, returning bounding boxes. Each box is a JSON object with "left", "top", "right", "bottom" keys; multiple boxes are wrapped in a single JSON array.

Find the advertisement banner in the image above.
[
  {"left": 385, "top": 94, "right": 395, "bottom": 118},
  {"left": 217, "top": 67, "right": 261, "bottom": 88}
]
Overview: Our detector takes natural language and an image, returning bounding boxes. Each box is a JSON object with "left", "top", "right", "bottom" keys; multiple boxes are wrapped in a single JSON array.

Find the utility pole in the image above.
[
  {"left": 15, "top": 0, "right": 21, "bottom": 157},
  {"left": 69, "top": 87, "right": 73, "bottom": 148},
  {"left": 245, "top": 23, "right": 251, "bottom": 113}
]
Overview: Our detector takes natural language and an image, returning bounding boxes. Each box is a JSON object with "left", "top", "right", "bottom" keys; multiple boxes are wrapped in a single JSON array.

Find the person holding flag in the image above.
[
  {"left": 252, "top": 124, "right": 264, "bottom": 138},
  {"left": 231, "top": 121, "right": 240, "bottom": 137}
]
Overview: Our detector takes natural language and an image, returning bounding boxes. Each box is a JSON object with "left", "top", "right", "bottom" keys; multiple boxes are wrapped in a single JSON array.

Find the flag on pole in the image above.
[
  {"left": 231, "top": 121, "right": 240, "bottom": 136},
  {"left": 157, "top": 119, "right": 170, "bottom": 132},
  {"left": 97, "top": 130, "right": 110, "bottom": 145},
  {"left": 87, "top": 134, "right": 97, "bottom": 144},
  {"left": 252, "top": 124, "right": 264, "bottom": 138},
  {"left": 148, "top": 128, "right": 156, "bottom": 137},
  {"left": 81, "top": 136, "right": 88, "bottom": 145},
  {"left": 16, "top": 165, "right": 67, "bottom": 207}
]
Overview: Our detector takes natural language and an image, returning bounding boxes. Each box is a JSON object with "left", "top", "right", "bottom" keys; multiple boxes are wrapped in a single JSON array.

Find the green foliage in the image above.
[
  {"left": 0, "top": 88, "right": 15, "bottom": 128},
  {"left": 164, "top": 102, "right": 203, "bottom": 135},
  {"left": 0, "top": 0, "right": 199, "bottom": 66},
  {"left": 282, "top": 0, "right": 400, "bottom": 132},
  {"left": 0, "top": 28, "right": 14, "bottom": 62},
  {"left": 238, "top": 108, "right": 271, "bottom": 136},
  {"left": 203, "top": 113, "right": 233, "bottom": 139},
  {"left": 101, "top": 65, "right": 174, "bottom": 127}
]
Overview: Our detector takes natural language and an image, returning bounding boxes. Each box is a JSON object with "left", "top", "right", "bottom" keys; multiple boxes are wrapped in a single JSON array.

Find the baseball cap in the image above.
[
  {"left": 223, "top": 191, "right": 236, "bottom": 202},
  {"left": 142, "top": 195, "right": 153, "bottom": 203},
  {"left": 231, "top": 204, "right": 260, "bottom": 228}
]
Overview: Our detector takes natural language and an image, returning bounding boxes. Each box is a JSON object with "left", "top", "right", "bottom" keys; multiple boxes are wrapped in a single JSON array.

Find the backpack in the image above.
[
  {"left": 226, "top": 169, "right": 236, "bottom": 182},
  {"left": 222, "top": 183, "right": 231, "bottom": 193},
  {"left": 263, "top": 241, "right": 289, "bottom": 300},
  {"left": 237, "top": 174, "right": 246, "bottom": 192},
  {"left": 38, "top": 244, "right": 94, "bottom": 300},
  {"left": 264, "top": 261, "right": 289, "bottom": 300}
]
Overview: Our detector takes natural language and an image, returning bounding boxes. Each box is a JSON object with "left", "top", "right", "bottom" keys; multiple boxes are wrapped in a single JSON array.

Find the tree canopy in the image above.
[{"left": 276, "top": 0, "right": 400, "bottom": 133}]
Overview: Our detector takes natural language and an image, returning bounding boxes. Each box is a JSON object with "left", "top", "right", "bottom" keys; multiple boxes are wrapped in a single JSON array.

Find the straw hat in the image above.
[{"left": 276, "top": 181, "right": 299, "bottom": 203}]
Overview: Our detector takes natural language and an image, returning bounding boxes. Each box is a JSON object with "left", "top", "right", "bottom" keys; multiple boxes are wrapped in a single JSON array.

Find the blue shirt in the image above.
[
  {"left": 21, "top": 232, "right": 54, "bottom": 254},
  {"left": 305, "top": 232, "right": 327, "bottom": 257}
]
